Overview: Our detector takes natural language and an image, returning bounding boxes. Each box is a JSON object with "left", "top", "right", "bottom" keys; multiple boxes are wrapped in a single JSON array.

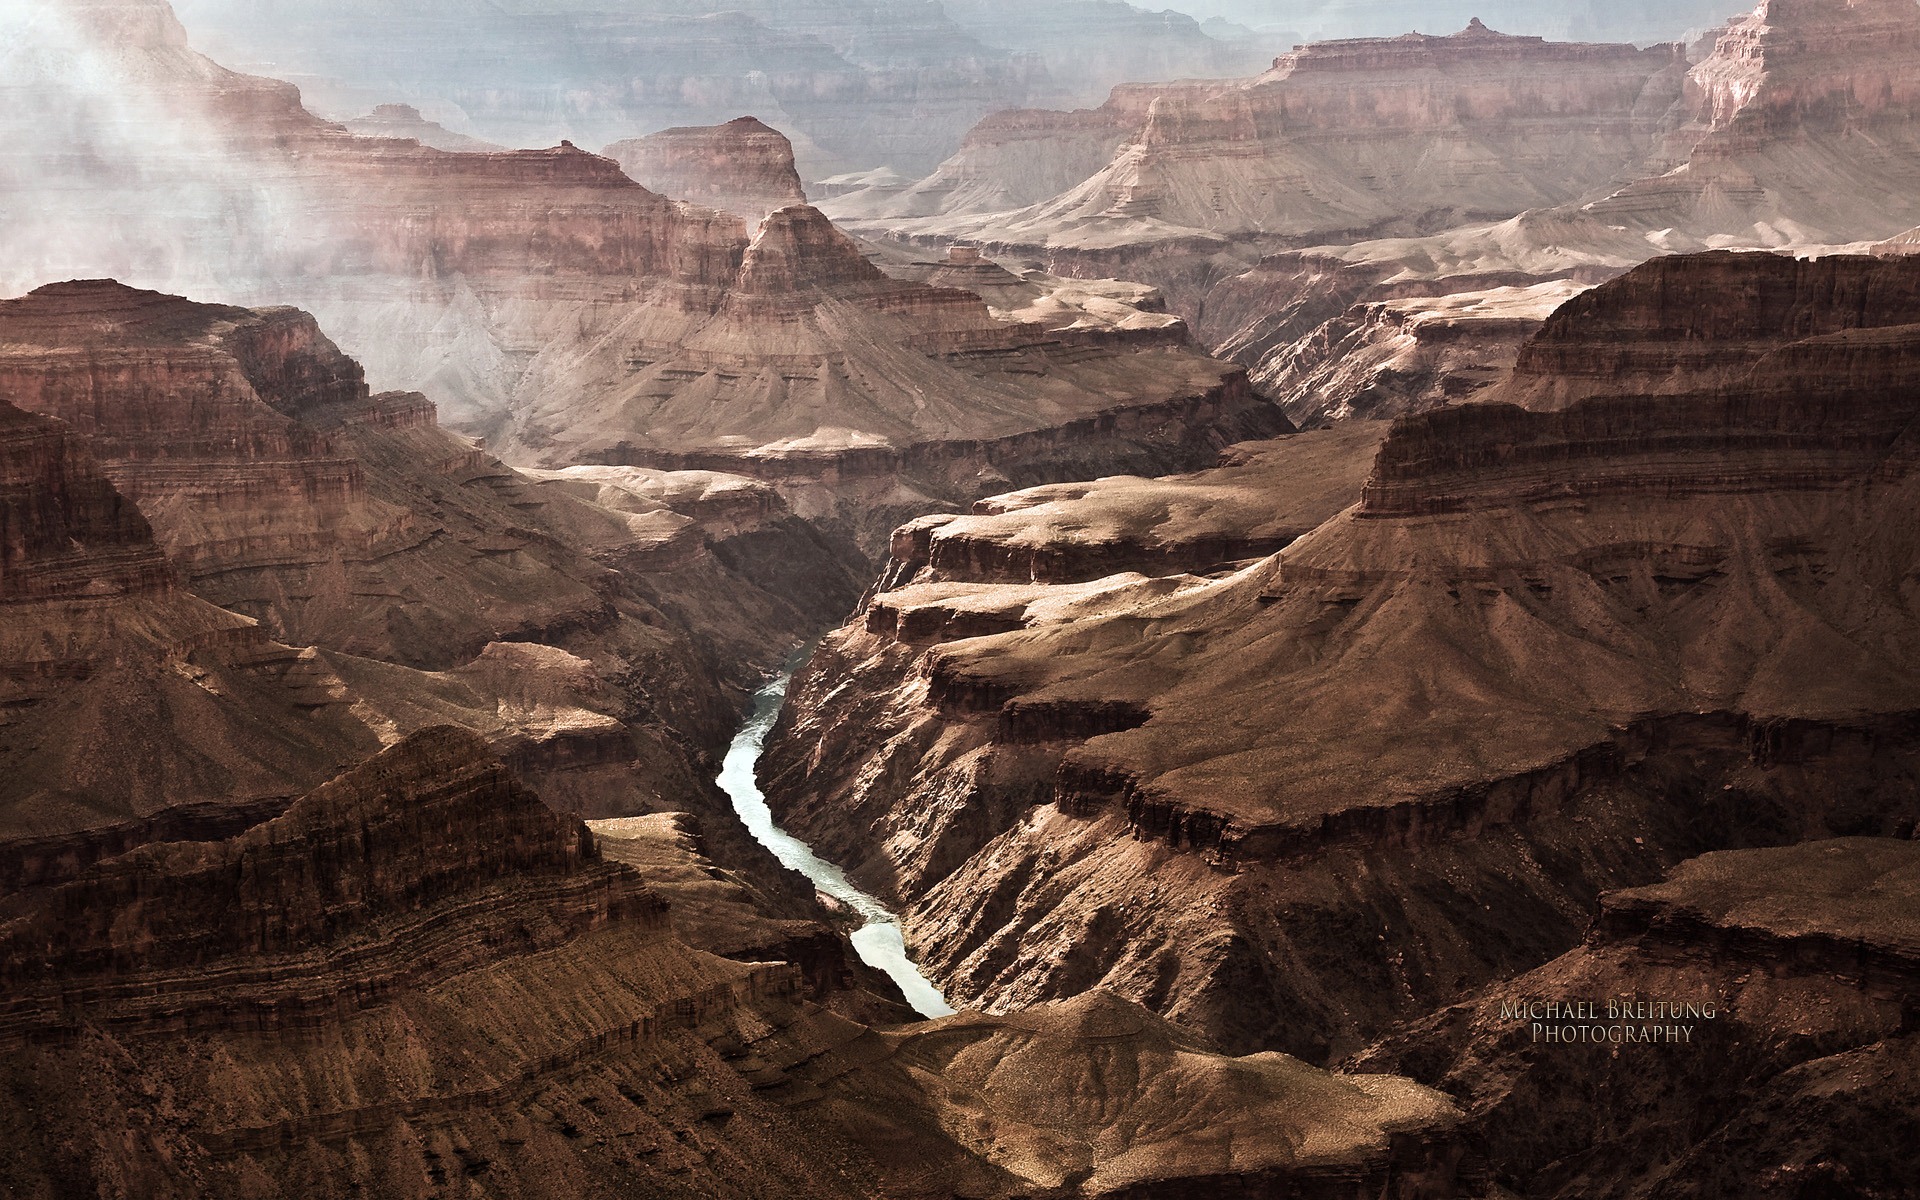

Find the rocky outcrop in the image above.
[
  {"left": 341, "top": 102, "right": 503, "bottom": 152},
  {"left": 0, "top": 390, "right": 393, "bottom": 839},
  {"left": 880, "top": 422, "right": 1383, "bottom": 588},
  {"left": 493, "top": 204, "right": 1282, "bottom": 551},
  {"left": 1251, "top": 280, "right": 1584, "bottom": 426},
  {"left": 759, "top": 251, "right": 1920, "bottom": 1060},
  {"left": 1575, "top": 0, "right": 1920, "bottom": 245},
  {"left": 8, "top": 1, "right": 1281, "bottom": 572},
  {"left": 789, "top": 989, "right": 1469, "bottom": 1198},
  {"left": 1489, "top": 249, "right": 1920, "bottom": 411},
  {"left": 174, "top": 0, "right": 1277, "bottom": 181},
  {"left": 605, "top": 117, "right": 808, "bottom": 222},
  {"left": 828, "top": 20, "right": 1686, "bottom": 253},
  {"left": 1358, "top": 837, "right": 1920, "bottom": 1199}
]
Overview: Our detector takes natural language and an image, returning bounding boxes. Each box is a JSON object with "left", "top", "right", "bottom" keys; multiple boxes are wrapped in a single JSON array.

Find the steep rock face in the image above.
[
  {"left": 1359, "top": 838, "right": 1920, "bottom": 1199},
  {"left": 828, "top": 21, "right": 1686, "bottom": 252},
  {"left": 341, "top": 102, "right": 503, "bottom": 152},
  {"left": 172, "top": 0, "right": 1276, "bottom": 179},
  {"left": 0, "top": 278, "right": 869, "bottom": 962},
  {"left": 879, "top": 422, "right": 1386, "bottom": 589},
  {"left": 494, "top": 204, "right": 1283, "bottom": 551},
  {"left": 761, "top": 252, "right": 1920, "bottom": 1059},
  {"left": 605, "top": 117, "right": 808, "bottom": 222},
  {"left": 1491, "top": 250, "right": 1920, "bottom": 411},
  {"left": 0, "top": 393, "right": 390, "bottom": 841},
  {"left": 1252, "top": 280, "right": 1584, "bottom": 426},
  {"left": 1587, "top": 0, "right": 1920, "bottom": 242},
  {"left": 8, "top": 0, "right": 1279, "bottom": 568},
  {"left": 0, "top": 729, "right": 862, "bottom": 1200}
]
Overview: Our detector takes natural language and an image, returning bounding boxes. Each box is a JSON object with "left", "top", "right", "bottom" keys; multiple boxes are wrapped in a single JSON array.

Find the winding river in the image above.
[{"left": 717, "top": 667, "right": 956, "bottom": 1019}]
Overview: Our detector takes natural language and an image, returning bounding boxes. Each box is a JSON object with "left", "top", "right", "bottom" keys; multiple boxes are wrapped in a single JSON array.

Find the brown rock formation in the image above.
[
  {"left": 760, "top": 251, "right": 1920, "bottom": 1060},
  {"left": 605, "top": 117, "right": 808, "bottom": 222},
  {"left": 1587, "top": 0, "right": 1920, "bottom": 242},
  {"left": 828, "top": 21, "right": 1686, "bottom": 253},
  {"left": 0, "top": 278, "right": 874, "bottom": 991},
  {"left": 341, "top": 102, "right": 504, "bottom": 152},
  {"left": 1359, "top": 837, "right": 1920, "bottom": 1199},
  {"left": 0, "top": 391, "right": 384, "bottom": 841},
  {"left": 0, "top": 729, "right": 1471, "bottom": 1199},
  {"left": 494, "top": 204, "right": 1283, "bottom": 551}
]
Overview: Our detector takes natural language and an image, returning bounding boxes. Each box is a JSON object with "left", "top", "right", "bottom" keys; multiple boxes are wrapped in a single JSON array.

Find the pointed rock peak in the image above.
[
  {"left": 737, "top": 204, "right": 883, "bottom": 294},
  {"left": 261, "top": 724, "right": 593, "bottom": 871},
  {"left": 604, "top": 117, "right": 806, "bottom": 219},
  {"left": 1456, "top": 17, "right": 1500, "bottom": 36}
]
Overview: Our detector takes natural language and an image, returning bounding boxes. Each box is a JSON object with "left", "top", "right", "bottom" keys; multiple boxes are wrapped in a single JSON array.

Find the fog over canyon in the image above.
[{"left": 2, "top": 1, "right": 1919, "bottom": 1198}]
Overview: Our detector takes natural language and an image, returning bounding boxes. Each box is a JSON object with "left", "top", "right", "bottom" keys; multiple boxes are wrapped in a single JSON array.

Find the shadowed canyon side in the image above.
[
  {"left": 1356, "top": 837, "right": 1920, "bottom": 1199},
  {"left": 759, "top": 252, "right": 1920, "bottom": 1066},
  {"left": 0, "top": 728, "right": 1472, "bottom": 1199},
  {"left": 0, "top": 277, "right": 884, "bottom": 1015}
]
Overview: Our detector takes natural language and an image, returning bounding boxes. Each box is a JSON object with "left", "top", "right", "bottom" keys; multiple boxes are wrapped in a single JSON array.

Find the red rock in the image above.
[
  {"left": 760, "top": 250, "right": 1920, "bottom": 1059},
  {"left": 604, "top": 117, "right": 808, "bottom": 222}
]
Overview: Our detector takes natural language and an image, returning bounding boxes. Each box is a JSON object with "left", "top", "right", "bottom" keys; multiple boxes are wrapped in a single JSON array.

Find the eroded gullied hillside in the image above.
[
  {"left": 0, "top": 278, "right": 870, "bottom": 960},
  {"left": 494, "top": 203, "right": 1283, "bottom": 551},
  {"left": 827, "top": 20, "right": 1687, "bottom": 253},
  {"left": 0, "top": 729, "right": 1472, "bottom": 1199},
  {"left": 1359, "top": 837, "right": 1920, "bottom": 1198},
  {"left": 760, "top": 251, "right": 1920, "bottom": 1061},
  {"left": 0, "top": 391, "right": 382, "bottom": 843}
]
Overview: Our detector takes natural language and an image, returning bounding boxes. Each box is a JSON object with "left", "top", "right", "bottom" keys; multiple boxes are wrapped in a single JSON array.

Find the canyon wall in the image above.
[{"left": 760, "top": 252, "right": 1920, "bottom": 1060}]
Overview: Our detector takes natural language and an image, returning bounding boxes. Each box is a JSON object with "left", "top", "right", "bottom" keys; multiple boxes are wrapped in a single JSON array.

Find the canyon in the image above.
[
  {"left": 168, "top": 0, "right": 1284, "bottom": 181},
  {"left": 3, "top": 0, "right": 1918, "bottom": 1194},
  {"left": 760, "top": 250, "right": 1920, "bottom": 1079}
]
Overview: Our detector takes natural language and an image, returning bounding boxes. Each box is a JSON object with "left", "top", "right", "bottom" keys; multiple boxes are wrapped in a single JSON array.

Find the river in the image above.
[{"left": 716, "top": 666, "right": 956, "bottom": 1019}]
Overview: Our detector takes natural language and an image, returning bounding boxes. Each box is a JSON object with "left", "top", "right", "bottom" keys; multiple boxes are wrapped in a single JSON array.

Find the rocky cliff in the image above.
[
  {"left": 605, "top": 117, "right": 809, "bottom": 222},
  {"left": 759, "top": 251, "right": 1920, "bottom": 1060},
  {"left": 0, "top": 278, "right": 875, "bottom": 994},
  {"left": 0, "top": 391, "right": 388, "bottom": 842},
  {"left": 828, "top": 20, "right": 1687, "bottom": 252},
  {"left": 491, "top": 204, "right": 1283, "bottom": 551},
  {"left": 1359, "top": 837, "right": 1920, "bottom": 1199},
  {"left": 171, "top": 0, "right": 1278, "bottom": 180}
]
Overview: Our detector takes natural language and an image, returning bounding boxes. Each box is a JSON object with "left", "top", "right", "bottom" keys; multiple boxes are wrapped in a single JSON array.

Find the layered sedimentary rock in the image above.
[
  {"left": 493, "top": 204, "right": 1281, "bottom": 550},
  {"left": 1360, "top": 838, "right": 1920, "bottom": 1199},
  {"left": 0, "top": 392, "right": 380, "bottom": 841},
  {"left": 827, "top": 21, "right": 1688, "bottom": 254},
  {"left": 1251, "top": 280, "right": 1584, "bottom": 425},
  {"left": 835, "top": 2, "right": 1920, "bottom": 439},
  {"left": 604, "top": 117, "right": 808, "bottom": 222},
  {"left": 790, "top": 989, "right": 1467, "bottom": 1198},
  {"left": 0, "top": 730, "right": 1471, "bottom": 1199},
  {"left": 171, "top": 0, "right": 1276, "bottom": 180},
  {"left": 760, "top": 252, "right": 1920, "bottom": 1059},
  {"left": 8, "top": 0, "right": 1278, "bottom": 565},
  {"left": 341, "top": 102, "right": 503, "bottom": 152},
  {"left": 0, "top": 278, "right": 870, "bottom": 979},
  {"left": 1586, "top": 0, "right": 1920, "bottom": 245}
]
